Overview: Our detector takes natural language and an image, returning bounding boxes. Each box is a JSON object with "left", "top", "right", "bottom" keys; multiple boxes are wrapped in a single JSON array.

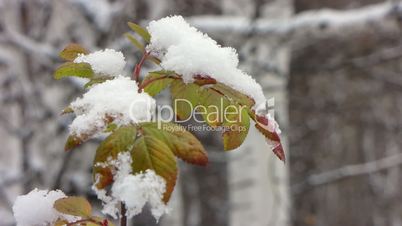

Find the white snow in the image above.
[
  {"left": 290, "top": 2, "right": 394, "bottom": 29},
  {"left": 12, "top": 189, "right": 77, "bottom": 226},
  {"left": 146, "top": 15, "right": 266, "bottom": 108},
  {"left": 265, "top": 113, "right": 281, "bottom": 134},
  {"left": 255, "top": 101, "right": 281, "bottom": 134},
  {"left": 112, "top": 170, "right": 168, "bottom": 221},
  {"left": 92, "top": 153, "right": 168, "bottom": 221},
  {"left": 69, "top": 76, "right": 155, "bottom": 139},
  {"left": 112, "top": 151, "right": 133, "bottom": 180},
  {"left": 92, "top": 152, "right": 132, "bottom": 218},
  {"left": 74, "top": 49, "right": 126, "bottom": 77}
]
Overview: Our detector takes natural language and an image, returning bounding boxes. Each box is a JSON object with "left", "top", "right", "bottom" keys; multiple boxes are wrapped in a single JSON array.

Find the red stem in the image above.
[
  {"left": 66, "top": 218, "right": 101, "bottom": 226},
  {"left": 133, "top": 51, "right": 149, "bottom": 84},
  {"left": 138, "top": 75, "right": 168, "bottom": 91}
]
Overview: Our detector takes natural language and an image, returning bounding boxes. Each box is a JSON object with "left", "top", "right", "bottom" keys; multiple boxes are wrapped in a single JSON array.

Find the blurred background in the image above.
[{"left": 1, "top": 0, "right": 402, "bottom": 225}]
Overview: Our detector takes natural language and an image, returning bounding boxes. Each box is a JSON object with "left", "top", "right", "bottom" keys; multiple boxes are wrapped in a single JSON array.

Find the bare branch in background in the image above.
[
  {"left": 3, "top": 30, "right": 57, "bottom": 62},
  {"left": 292, "top": 153, "right": 402, "bottom": 194},
  {"left": 52, "top": 151, "right": 74, "bottom": 190},
  {"left": 189, "top": 2, "right": 402, "bottom": 37},
  {"left": 70, "top": 0, "right": 124, "bottom": 32}
]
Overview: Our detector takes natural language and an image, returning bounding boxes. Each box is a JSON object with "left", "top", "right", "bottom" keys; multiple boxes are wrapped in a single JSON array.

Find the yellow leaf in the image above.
[{"left": 54, "top": 197, "right": 92, "bottom": 217}]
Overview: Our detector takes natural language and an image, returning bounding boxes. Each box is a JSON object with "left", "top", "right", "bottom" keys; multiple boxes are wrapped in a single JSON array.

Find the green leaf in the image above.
[
  {"left": 140, "top": 122, "right": 208, "bottom": 165},
  {"left": 212, "top": 83, "right": 255, "bottom": 107},
  {"left": 125, "top": 32, "right": 145, "bottom": 52},
  {"left": 198, "top": 87, "right": 231, "bottom": 127},
  {"left": 54, "top": 219, "right": 68, "bottom": 226},
  {"left": 127, "top": 22, "right": 151, "bottom": 43},
  {"left": 222, "top": 105, "right": 250, "bottom": 150},
  {"left": 131, "top": 135, "right": 177, "bottom": 203},
  {"left": 61, "top": 106, "right": 74, "bottom": 115},
  {"left": 54, "top": 62, "right": 94, "bottom": 80},
  {"left": 141, "top": 72, "right": 174, "bottom": 96},
  {"left": 171, "top": 80, "right": 200, "bottom": 121},
  {"left": 59, "top": 43, "right": 88, "bottom": 61},
  {"left": 65, "top": 135, "right": 83, "bottom": 151},
  {"left": 93, "top": 126, "right": 137, "bottom": 188},
  {"left": 189, "top": 82, "right": 252, "bottom": 150},
  {"left": 94, "top": 126, "right": 137, "bottom": 162},
  {"left": 54, "top": 196, "right": 92, "bottom": 217},
  {"left": 84, "top": 76, "right": 111, "bottom": 88},
  {"left": 105, "top": 123, "right": 118, "bottom": 133},
  {"left": 150, "top": 70, "right": 176, "bottom": 75}
]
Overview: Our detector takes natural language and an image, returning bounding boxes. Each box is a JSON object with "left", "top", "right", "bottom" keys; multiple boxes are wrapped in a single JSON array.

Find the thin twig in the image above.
[{"left": 120, "top": 202, "right": 127, "bottom": 226}]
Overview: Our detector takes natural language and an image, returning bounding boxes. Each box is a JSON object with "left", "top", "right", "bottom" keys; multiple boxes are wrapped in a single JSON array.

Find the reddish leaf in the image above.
[
  {"left": 193, "top": 75, "right": 217, "bottom": 86},
  {"left": 254, "top": 113, "right": 285, "bottom": 162},
  {"left": 93, "top": 167, "right": 114, "bottom": 189},
  {"left": 272, "top": 143, "right": 285, "bottom": 163}
]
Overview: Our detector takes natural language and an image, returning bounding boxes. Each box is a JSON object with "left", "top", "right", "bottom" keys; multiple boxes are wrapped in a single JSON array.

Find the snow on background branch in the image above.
[{"left": 2, "top": 0, "right": 402, "bottom": 226}]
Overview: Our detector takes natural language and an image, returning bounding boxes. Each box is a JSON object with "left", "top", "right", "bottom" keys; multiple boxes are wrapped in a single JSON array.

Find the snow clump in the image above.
[
  {"left": 146, "top": 15, "right": 266, "bottom": 109},
  {"left": 74, "top": 49, "right": 126, "bottom": 77},
  {"left": 92, "top": 153, "right": 169, "bottom": 222},
  {"left": 69, "top": 76, "right": 155, "bottom": 139},
  {"left": 13, "top": 189, "right": 77, "bottom": 226}
]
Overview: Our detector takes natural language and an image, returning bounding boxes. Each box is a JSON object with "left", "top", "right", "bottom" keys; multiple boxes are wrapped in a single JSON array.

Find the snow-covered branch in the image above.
[
  {"left": 70, "top": 0, "right": 123, "bottom": 32},
  {"left": 3, "top": 30, "right": 57, "bottom": 61},
  {"left": 189, "top": 2, "right": 402, "bottom": 37},
  {"left": 292, "top": 152, "right": 402, "bottom": 194}
]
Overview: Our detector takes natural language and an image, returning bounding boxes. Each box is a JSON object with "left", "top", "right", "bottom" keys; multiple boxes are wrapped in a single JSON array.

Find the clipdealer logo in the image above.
[{"left": 129, "top": 97, "right": 276, "bottom": 133}]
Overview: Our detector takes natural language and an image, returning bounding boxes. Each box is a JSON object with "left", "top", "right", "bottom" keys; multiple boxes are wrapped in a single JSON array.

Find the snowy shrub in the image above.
[
  {"left": 13, "top": 15, "right": 284, "bottom": 226},
  {"left": 13, "top": 189, "right": 72, "bottom": 226}
]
